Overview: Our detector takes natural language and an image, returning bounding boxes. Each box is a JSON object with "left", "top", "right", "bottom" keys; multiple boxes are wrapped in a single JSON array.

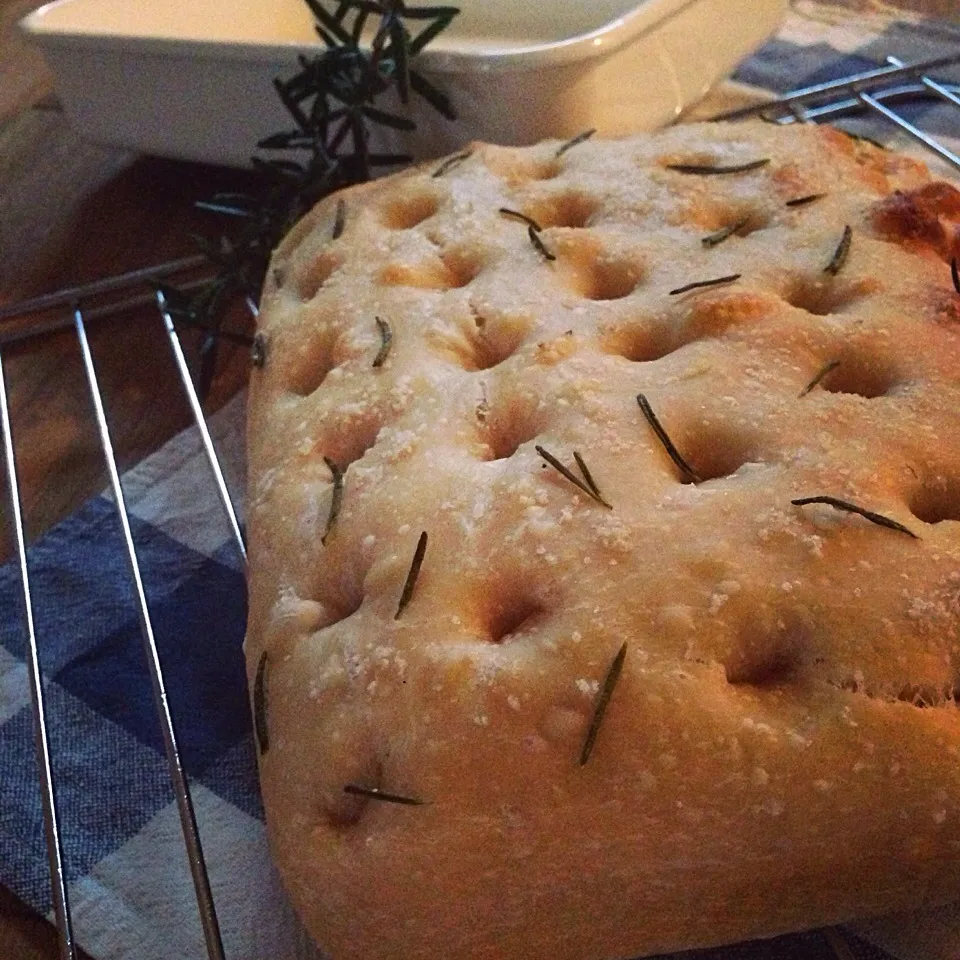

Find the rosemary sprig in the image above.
[
  {"left": 321, "top": 456, "right": 344, "bottom": 545},
  {"left": 791, "top": 496, "right": 918, "bottom": 539},
  {"left": 432, "top": 149, "right": 472, "bottom": 178},
  {"left": 580, "top": 641, "right": 628, "bottom": 766},
  {"left": 669, "top": 274, "right": 741, "bottom": 296},
  {"left": 498, "top": 208, "right": 543, "bottom": 232},
  {"left": 556, "top": 128, "right": 596, "bottom": 158},
  {"left": 667, "top": 158, "right": 769, "bottom": 175},
  {"left": 799, "top": 359, "right": 840, "bottom": 397},
  {"left": 636, "top": 393, "right": 701, "bottom": 483},
  {"left": 169, "top": 0, "right": 460, "bottom": 378},
  {"left": 343, "top": 784, "right": 424, "bottom": 805},
  {"left": 254, "top": 651, "right": 270, "bottom": 754},
  {"left": 824, "top": 225, "right": 853, "bottom": 276},
  {"left": 528, "top": 225, "right": 556, "bottom": 262},
  {"left": 332, "top": 197, "right": 347, "bottom": 239},
  {"left": 395, "top": 531, "right": 428, "bottom": 619},
  {"left": 702, "top": 216, "right": 750, "bottom": 248},
  {"left": 786, "top": 193, "right": 825, "bottom": 208},
  {"left": 373, "top": 315, "right": 393, "bottom": 367},
  {"left": 951, "top": 257, "right": 959, "bottom": 295},
  {"left": 535, "top": 445, "right": 612, "bottom": 508}
]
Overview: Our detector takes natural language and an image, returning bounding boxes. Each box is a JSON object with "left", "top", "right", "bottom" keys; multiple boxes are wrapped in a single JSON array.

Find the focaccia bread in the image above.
[{"left": 245, "top": 120, "right": 960, "bottom": 960}]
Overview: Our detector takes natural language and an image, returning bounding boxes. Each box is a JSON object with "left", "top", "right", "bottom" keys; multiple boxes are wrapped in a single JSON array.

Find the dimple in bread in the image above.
[{"left": 245, "top": 120, "right": 960, "bottom": 960}]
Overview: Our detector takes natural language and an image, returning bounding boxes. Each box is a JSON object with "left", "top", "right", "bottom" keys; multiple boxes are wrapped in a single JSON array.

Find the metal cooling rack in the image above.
[
  {"left": 1, "top": 50, "right": 959, "bottom": 960},
  {"left": 0, "top": 266, "right": 251, "bottom": 960}
]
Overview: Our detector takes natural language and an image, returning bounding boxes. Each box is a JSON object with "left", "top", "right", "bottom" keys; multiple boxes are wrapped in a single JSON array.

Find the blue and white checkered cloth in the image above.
[{"left": 2, "top": 6, "right": 959, "bottom": 958}]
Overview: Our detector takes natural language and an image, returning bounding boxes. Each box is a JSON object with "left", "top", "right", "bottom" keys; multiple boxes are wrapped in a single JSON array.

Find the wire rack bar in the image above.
[
  {"left": 0, "top": 255, "right": 207, "bottom": 323},
  {"left": 715, "top": 53, "right": 960, "bottom": 173},
  {"left": 887, "top": 55, "right": 960, "bottom": 110},
  {"left": 0, "top": 278, "right": 215, "bottom": 348},
  {"left": 72, "top": 307, "right": 226, "bottom": 960},
  {"left": 858, "top": 89, "right": 960, "bottom": 170},
  {"left": 155, "top": 289, "right": 247, "bottom": 566},
  {"left": 0, "top": 348, "right": 76, "bottom": 960},
  {"left": 711, "top": 52, "right": 960, "bottom": 121},
  {"left": 765, "top": 82, "right": 957, "bottom": 123}
]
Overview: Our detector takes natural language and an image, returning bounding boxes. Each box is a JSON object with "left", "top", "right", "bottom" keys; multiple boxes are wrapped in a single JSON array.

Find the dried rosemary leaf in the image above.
[
  {"left": 498, "top": 207, "right": 543, "bottom": 232},
  {"left": 535, "top": 445, "right": 612, "bottom": 508},
  {"left": 373, "top": 316, "right": 393, "bottom": 368},
  {"left": 321, "top": 457, "right": 344, "bottom": 546},
  {"left": 332, "top": 197, "right": 346, "bottom": 240},
  {"left": 791, "top": 496, "right": 918, "bottom": 539},
  {"left": 254, "top": 651, "right": 269, "bottom": 754},
  {"left": 343, "top": 784, "right": 424, "bottom": 806},
  {"left": 636, "top": 394, "right": 701, "bottom": 484},
  {"left": 556, "top": 128, "right": 596, "bottom": 158},
  {"left": 580, "top": 641, "right": 628, "bottom": 766},
  {"left": 251, "top": 332, "right": 268, "bottom": 368},
  {"left": 667, "top": 158, "right": 770, "bottom": 175},
  {"left": 786, "top": 193, "right": 825, "bottom": 208},
  {"left": 824, "top": 225, "right": 853, "bottom": 276},
  {"left": 528, "top": 225, "right": 556, "bottom": 262},
  {"left": 573, "top": 451, "right": 605, "bottom": 504},
  {"left": 842, "top": 130, "right": 887, "bottom": 150},
  {"left": 669, "top": 274, "right": 741, "bottom": 297},
  {"left": 702, "top": 216, "right": 750, "bottom": 248},
  {"left": 432, "top": 150, "right": 472, "bottom": 178},
  {"left": 799, "top": 359, "right": 841, "bottom": 397},
  {"left": 395, "top": 531, "right": 428, "bottom": 619},
  {"left": 952, "top": 257, "right": 960, "bottom": 295}
]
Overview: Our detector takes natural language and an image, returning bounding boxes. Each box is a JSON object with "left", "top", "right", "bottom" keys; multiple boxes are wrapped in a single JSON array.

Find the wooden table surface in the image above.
[{"left": 0, "top": 0, "right": 953, "bottom": 957}]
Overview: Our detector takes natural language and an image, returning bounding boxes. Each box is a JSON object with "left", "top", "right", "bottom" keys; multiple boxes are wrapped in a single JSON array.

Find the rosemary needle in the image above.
[
  {"left": 952, "top": 257, "right": 960, "bottom": 295},
  {"left": 254, "top": 652, "right": 269, "bottom": 754},
  {"left": 580, "top": 642, "right": 628, "bottom": 766},
  {"left": 528, "top": 225, "right": 556, "bottom": 261},
  {"left": 499, "top": 207, "right": 543, "bottom": 232},
  {"left": 373, "top": 316, "right": 393, "bottom": 367},
  {"left": 791, "top": 496, "right": 918, "bottom": 539},
  {"left": 556, "top": 128, "right": 596, "bottom": 158},
  {"left": 799, "top": 359, "right": 841, "bottom": 397},
  {"left": 321, "top": 457, "right": 344, "bottom": 546},
  {"left": 332, "top": 197, "right": 346, "bottom": 239},
  {"left": 667, "top": 158, "right": 770, "bottom": 175},
  {"left": 343, "top": 784, "right": 424, "bottom": 806},
  {"left": 669, "top": 274, "right": 741, "bottom": 296},
  {"left": 702, "top": 216, "right": 750, "bottom": 248},
  {"left": 786, "top": 193, "right": 825, "bottom": 208},
  {"left": 251, "top": 332, "right": 268, "bottom": 369},
  {"left": 636, "top": 394, "right": 701, "bottom": 484},
  {"left": 432, "top": 150, "right": 472, "bottom": 178},
  {"left": 573, "top": 451, "right": 606, "bottom": 504},
  {"left": 395, "top": 531, "right": 428, "bottom": 619},
  {"left": 535, "top": 445, "right": 612, "bottom": 508},
  {"left": 824, "top": 225, "right": 853, "bottom": 276}
]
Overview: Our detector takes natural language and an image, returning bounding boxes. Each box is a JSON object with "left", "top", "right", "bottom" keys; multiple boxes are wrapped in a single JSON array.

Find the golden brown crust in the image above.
[{"left": 246, "top": 121, "right": 960, "bottom": 960}]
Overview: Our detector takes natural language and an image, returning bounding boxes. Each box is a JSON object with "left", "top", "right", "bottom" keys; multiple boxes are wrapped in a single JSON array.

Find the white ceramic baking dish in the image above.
[{"left": 21, "top": 0, "right": 787, "bottom": 168}]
